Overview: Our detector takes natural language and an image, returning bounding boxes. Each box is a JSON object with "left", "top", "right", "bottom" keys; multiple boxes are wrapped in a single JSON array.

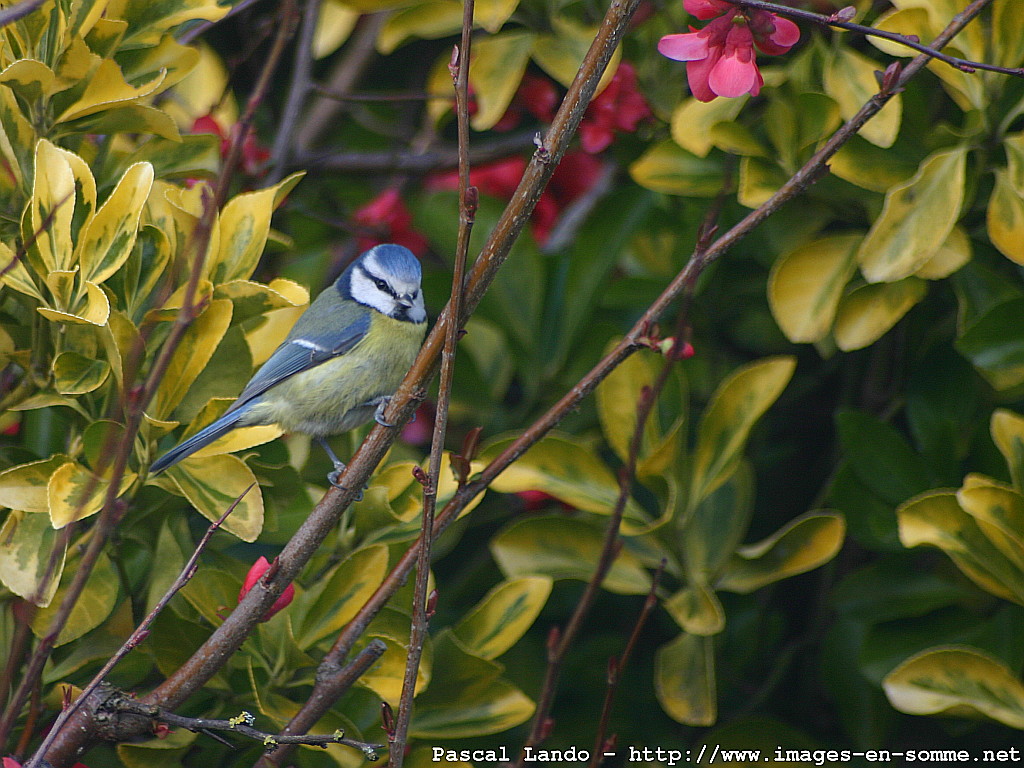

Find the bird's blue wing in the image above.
[{"left": 226, "top": 312, "right": 371, "bottom": 414}]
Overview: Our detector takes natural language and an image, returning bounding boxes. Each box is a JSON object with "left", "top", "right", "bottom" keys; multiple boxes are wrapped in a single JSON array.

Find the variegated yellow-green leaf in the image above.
[
  {"left": 629, "top": 140, "right": 724, "bottom": 197},
  {"left": 994, "top": 0, "right": 1024, "bottom": 69},
  {"left": 57, "top": 60, "right": 167, "bottom": 123},
  {"left": 0, "top": 86, "right": 32, "bottom": 188},
  {"left": 438, "top": 450, "right": 486, "bottom": 520},
  {"left": 0, "top": 510, "right": 64, "bottom": 606},
  {"left": 737, "top": 156, "right": 788, "bottom": 209},
  {"left": 52, "top": 350, "right": 109, "bottom": 394},
  {"left": 44, "top": 269, "right": 77, "bottom": 311},
  {"left": 60, "top": 104, "right": 181, "bottom": 142},
  {"left": 665, "top": 583, "right": 725, "bottom": 636},
  {"left": 671, "top": 96, "right": 747, "bottom": 158},
  {"left": 490, "top": 515, "right": 652, "bottom": 595},
  {"left": 469, "top": 31, "right": 536, "bottom": 130},
  {"left": 0, "top": 242, "right": 43, "bottom": 299},
  {"left": 117, "top": 0, "right": 231, "bottom": 48},
  {"left": 0, "top": 454, "right": 69, "bottom": 514},
  {"left": 211, "top": 173, "right": 303, "bottom": 283},
  {"left": 118, "top": 33, "right": 200, "bottom": 92},
  {"left": 691, "top": 356, "right": 795, "bottom": 503},
  {"left": 596, "top": 346, "right": 684, "bottom": 471},
  {"left": 987, "top": 170, "right": 1024, "bottom": 265},
  {"left": 38, "top": 279, "right": 111, "bottom": 326},
  {"left": 362, "top": 607, "right": 433, "bottom": 703},
  {"left": 896, "top": 490, "right": 1024, "bottom": 605},
  {"left": 869, "top": 8, "right": 933, "bottom": 58},
  {"left": 956, "top": 479, "right": 1024, "bottom": 572},
  {"left": 0, "top": 59, "right": 62, "bottom": 103},
  {"left": 768, "top": 234, "right": 860, "bottom": 343},
  {"left": 858, "top": 146, "right": 966, "bottom": 282},
  {"left": 164, "top": 454, "right": 263, "bottom": 541},
  {"left": 991, "top": 409, "right": 1024, "bottom": 491},
  {"left": 452, "top": 576, "right": 552, "bottom": 659},
  {"left": 31, "top": 551, "right": 118, "bottom": 646},
  {"left": 682, "top": 463, "right": 753, "bottom": 582},
  {"left": 178, "top": 566, "right": 244, "bottom": 626},
  {"left": 292, "top": 544, "right": 389, "bottom": 649},
  {"left": 655, "top": 632, "right": 716, "bottom": 726},
  {"left": 1005, "top": 133, "right": 1024, "bottom": 192},
  {"left": 48, "top": 461, "right": 137, "bottom": 528},
  {"left": 475, "top": 0, "right": 520, "bottom": 34},
  {"left": 9, "top": 394, "right": 89, "bottom": 419},
  {"left": 824, "top": 47, "right": 901, "bottom": 148},
  {"left": 151, "top": 297, "right": 232, "bottom": 419},
  {"left": 480, "top": 433, "right": 648, "bottom": 530},
  {"left": 532, "top": 17, "right": 620, "bottom": 91},
  {"left": 884, "top": 646, "right": 1024, "bottom": 728},
  {"left": 213, "top": 279, "right": 308, "bottom": 326},
  {"left": 312, "top": 0, "right": 359, "bottom": 59},
  {"left": 410, "top": 630, "right": 531, "bottom": 738},
  {"left": 30, "top": 139, "right": 76, "bottom": 274},
  {"left": 77, "top": 161, "right": 154, "bottom": 285},
  {"left": 145, "top": 278, "right": 214, "bottom": 324},
  {"left": 99, "top": 310, "right": 141, "bottom": 386},
  {"left": 85, "top": 18, "right": 130, "bottom": 58},
  {"left": 830, "top": 134, "right": 918, "bottom": 193},
  {"left": 190, "top": 421, "right": 282, "bottom": 459},
  {"left": 833, "top": 278, "right": 926, "bottom": 352},
  {"left": 378, "top": 2, "right": 463, "bottom": 55},
  {"left": 717, "top": 512, "right": 845, "bottom": 593},
  {"left": 915, "top": 224, "right": 971, "bottom": 279},
  {"left": 242, "top": 278, "right": 309, "bottom": 364}
]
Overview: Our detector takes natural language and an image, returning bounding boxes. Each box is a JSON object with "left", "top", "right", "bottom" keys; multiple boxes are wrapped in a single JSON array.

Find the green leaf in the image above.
[
  {"left": 468, "top": 31, "right": 535, "bottom": 130},
  {"left": 48, "top": 461, "right": 137, "bottom": 528},
  {"left": 629, "top": 141, "right": 724, "bottom": 197},
  {"left": 116, "top": 0, "right": 230, "bottom": 48},
  {"left": 378, "top": 2, "right": 463, "bottom": 54},
  {"left": 481, "top": 434, "right": 649, "bottom": 530},
  {"left": 0, "top": 510, "right": 65, "bottom": 606},
  {"left": 896, "top": 490, "right": 1024, "bottom": 605},
  {"left": 956, "top": 297, "right": 1024, "bottom": 391},
  {"left": 858, "top": 146, "right": 966, "bottom": 283},
  {"left": 411, "top": 630, "right": 534, "bottom": 738},
  {"left": 531, "top": 17, "right": 619, "bottom": 90},
  {"left": 691, "top": 356, "right": 795, "bottom": 504},
  {"left": 993, "top": 0, "right": 1024, "bottom": 68},
  {"left": 164, "top": 455, "right": 263, "bottom": 541},
  {"left": 52, "top": 350, "right": 109, "bottom": 394},
  {"left": 717, "top": 512, "right": 845, "bottom": 593},
  {"left": 292, "top": 545, "right": 390, "bottom": 649},
  {"left": 490, "top": 515, "right": 652, "bottom": 595},
  {"left": 987, "top": 170, "right": 1024, "bottom": 265},
  {"left": 992, "top": 409, "right": 1024, "bottom": 491},
  {"left": 830, "top": 134, "right": 919, "bottom": 192},
  {"left": 0, "top": 454, "right": 69, "bottom": 513},
  {"left": 824, "top": 47, "right": 901, "bottom": 148},
  {"left": 737, "top": 156, "right": 788, "bottom": 209},
  {"left": 671, "top": 96, "right": 747, "bottom": 157},
  {"left": 833, "top": 278, "right": 926, "bottom": 352},
  {"left": 956, "top": 478, "right": 1024, "bottom": 574},
  {"left": 452, "top": 576, "right": 552, "bottom": 660},
  {"left": 681, "top": 463, "right": 753, "bottom": 582},
  {"left": 31, "top": 551, "right": 118, "bottom": 646},
  {"left": 665, "top": 583, "right": 724, "bottom": 636},
  {"left": 768, "top": 234, "right": 860, "bottom": 344},
  {"left": 655, "top": 632, "right": 716, "bottom": 726},
  {"left": 77, "top": 161, "right": 154, "bottom": 285},
  {"left": 884, "top": 646, "right": 1024, "bottom": 728},
  {"left": 152, "top": 298, "right": 233, "bottom": 419},
  {"left": 836, "top": 410, "right": 932, "bottom": 505}
]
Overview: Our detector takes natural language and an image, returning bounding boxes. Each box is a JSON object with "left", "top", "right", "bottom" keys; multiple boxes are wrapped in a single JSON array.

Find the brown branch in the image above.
[
  {"left": 388, "top": 10, "right": 477, "bottom": 765},
  {"left": 725, "top": 0, "right": 1022, "bottom": 77}
]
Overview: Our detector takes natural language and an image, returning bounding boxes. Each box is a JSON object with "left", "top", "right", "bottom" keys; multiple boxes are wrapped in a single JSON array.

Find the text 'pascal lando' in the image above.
[{"left": 431, "top": 746, "right": 597, "bottom": 763}]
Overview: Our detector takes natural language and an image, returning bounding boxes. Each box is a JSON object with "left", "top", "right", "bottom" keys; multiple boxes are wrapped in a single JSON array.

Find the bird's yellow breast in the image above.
[{"left": 244, "top": 312, "right": 426, "bottom": 436}]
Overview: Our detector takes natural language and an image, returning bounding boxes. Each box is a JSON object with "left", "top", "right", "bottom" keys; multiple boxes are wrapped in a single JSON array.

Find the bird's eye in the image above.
[{"left": 373, "top": 278, "right": 388, "bottom": 291}]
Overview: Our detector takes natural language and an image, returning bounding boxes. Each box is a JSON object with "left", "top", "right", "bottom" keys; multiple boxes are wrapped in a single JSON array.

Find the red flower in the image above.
[
  {"left": 490, "top": 74, "right": 560, "bottom": 132},
  {"left": 191, "top": 115, "right": 269, "bottom": 176},
  {"left": 239, "top": 556, "right": 295, "bottom": 622},
  {"left": 579, "top": 62, "right": 651, "bottom": 154},
  {"left": 400, "top": 401, "right": 436, "bottom": 447},
  {"left": 353, "top": 188, "right": 429, "bottom": 257},
  {"left": 658, "top": 2, "right": 799, "bottom": 102}
]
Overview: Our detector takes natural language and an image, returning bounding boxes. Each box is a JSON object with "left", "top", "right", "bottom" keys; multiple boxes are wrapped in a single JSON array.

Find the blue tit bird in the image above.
[{"left": 150, "top": 243, "right": 428, "bottom": 487}]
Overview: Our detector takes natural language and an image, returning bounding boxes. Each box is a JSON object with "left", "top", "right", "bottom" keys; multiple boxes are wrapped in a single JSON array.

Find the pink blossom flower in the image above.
[
  {"left": 353, "top": 188, "right": 429, "bottom": 257},
  {"left": 239, "top": 556, "right": 295, "bottom": 622},
  {"left": 659, "top": 3, "right": 799, "bottom": 102},
  {"left": 579, "top": 62, "right": 651, "bottom": 154}
]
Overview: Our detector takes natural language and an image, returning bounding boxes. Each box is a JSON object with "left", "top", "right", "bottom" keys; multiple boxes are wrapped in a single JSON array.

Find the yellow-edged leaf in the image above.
[
  {"left": 37, "top": 280, "right": 111, "bottom": 326},
  {"left": 469, "top": 31, "right": 536, "bottom": 130},
  {"left": 30, "top": 139, "right": 76, "bottom": 274},
  {"left": 378, "top": 2, "right": 463, "bottom": 54},
  {"left": 884, "top": 646, "right": 1024, "bottom": 728},
  {"left": 312, "top": 0, "right": 359, "bottom": 59},
  {"left": 991, "top": 408, "right": 1024, "bottom": 491},
  {"left": 858, "top": 146, "right": 966, "bottom": 282},
  {"left": 629, "top": 140, "right": 724, "bottom": 197},
  {"left": 452, "top": 576, "right": 552, "bottom": 659},
  {"left": 165, "top": 454, "right": 263, "bottom": 541},
  {"left": 671, "top": 96, "right": 747, "bottom": 158},
  {"left": 664, "top": 583, "right": 725, "bottom": 636},
  {"left": 57, "top": 59, "right": 166, "bottom": 123},
  {"left": 915, "top": 224, "right": 971, "bottom": 279},
  {"left": 0, "top": 511, "right": 65, "bottom": 606},
  {"left": 833, "top": 278, "right": 926, "bottom": 351},
  {"left": 30, "top": 552, "right": 118, "bottom": 646},
  {"left": 987, "top": 170, "right": 1024, "bottom": 265},
  {"left": 77, "top": 161, "right": 154, "bottom": 285},
  {"left": 768, "top": 234, "right": 860, "bottom": 343},
  {"left": 0, "top": 455, "right": 69, "bottom": 514},
  {"left": 52, "top": 350, "right": 110, "bottom": 394},
  {"left": 655, "top": 632, "right": 716, "bottom": 726},
  {"left": 824, "top": 47, "right": 901, "bottom": 148},
  {"left": 48, "top": 461, "right": 137, "bottom": 528}
]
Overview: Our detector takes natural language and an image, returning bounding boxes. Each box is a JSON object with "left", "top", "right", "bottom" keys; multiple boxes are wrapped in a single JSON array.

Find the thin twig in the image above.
[
  {"left": 388, "top": 8, "right": 476, "bottom": 764},
  {"left": 176, "top": 0, "right": 266, "bottom": 45},
  {"left": 25, "top": 487, "right": 251, "bottom": 766},
  {"left": 0, "top": 0, "right": 46, "bottom": 28},
  {"left": 725, "top": 0, "right": 1023, "bottom": 77},
  {"left": 268, "top": 0, "right": 322, "bottom": 183},
  {"left": 589, "top": 560, "right": 665, "bottom": 767}
]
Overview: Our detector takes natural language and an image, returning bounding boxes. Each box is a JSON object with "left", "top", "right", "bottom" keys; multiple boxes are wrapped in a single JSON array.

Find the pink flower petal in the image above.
[
  {"left": 770, "top": 15, "right": 800, "bottom": 47},
  {"left": 683, "top": 0, "right": 733, "bottom": 20},
  {"left": 708, "top": 55, "right": 759, "bottom": 98},
  {"left": 686, "top": 49, "right": 721, "bottom": 102},
  {"left": 658, "top": 32, "right": 710, "bottom": 62}
]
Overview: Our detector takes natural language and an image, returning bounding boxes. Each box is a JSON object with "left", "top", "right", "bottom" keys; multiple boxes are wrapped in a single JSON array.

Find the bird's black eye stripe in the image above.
[{"left": 372, "top": 276, "right": 398, "bottom": 298}]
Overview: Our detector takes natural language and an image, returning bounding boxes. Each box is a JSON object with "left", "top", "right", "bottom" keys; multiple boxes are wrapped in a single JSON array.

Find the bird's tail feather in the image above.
[{"left": 150, "top": 407, "right": 246, "bottom": 475}]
